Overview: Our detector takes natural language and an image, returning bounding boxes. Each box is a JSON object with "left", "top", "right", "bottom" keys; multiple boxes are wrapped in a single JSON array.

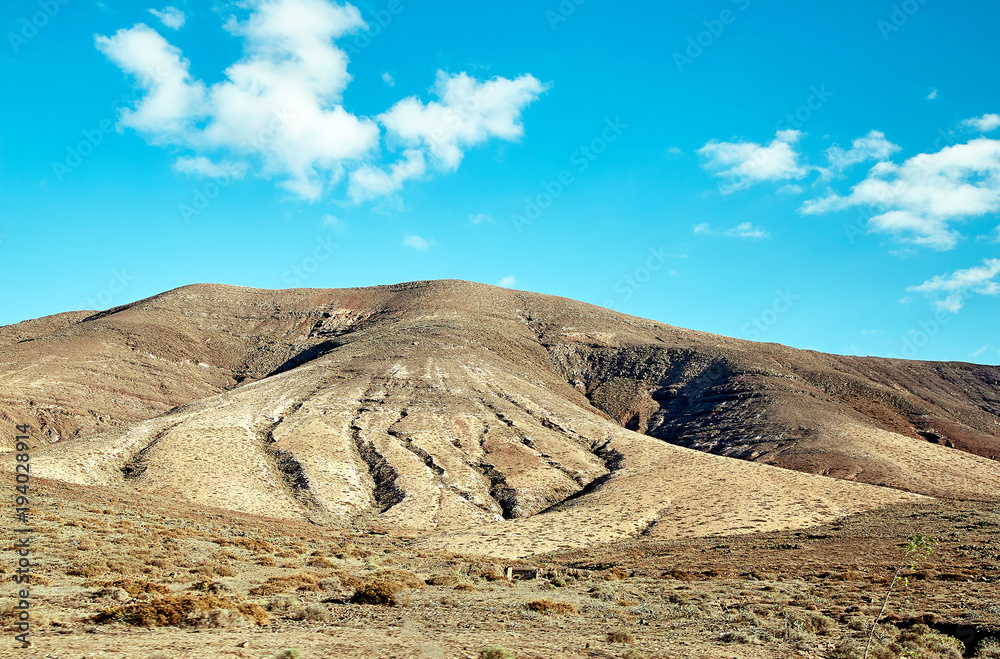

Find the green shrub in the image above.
[{"left": 480, "top": 647, "right": 515, "bottom": 659}]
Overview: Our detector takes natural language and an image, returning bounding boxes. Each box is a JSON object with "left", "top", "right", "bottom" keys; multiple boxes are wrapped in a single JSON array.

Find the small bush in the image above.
[
  {"left": 977, "top": 639, "right": 1000, "bottom": 659},
  {"left": 289, "top": 604, "right": 327, "bottom": 621},
  {"left": 588, "top": 583, "right": 616, "bottom": 601},
  {"left": 607, "top": 629, "right": 634, "bottom": 643},
  {"left": 351, "top": 576, "right": 407, "bottom": 606},
  {"left": 272, "top": 650, "right": 302, "bottom": 659},
  {"left": 620, "top": 650, "right": 647, "bottom": 659},
  {"left": 526, "top": 599, "right": 577, "bottom": 615},
  {"left": 480, "top": 647, "right": 515, "bottom": 659}
]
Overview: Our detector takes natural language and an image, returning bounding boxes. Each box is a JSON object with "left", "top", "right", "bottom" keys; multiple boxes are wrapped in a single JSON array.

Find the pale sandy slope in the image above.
[{"left": 26, "top": 341, "right": 1000, "bottom": 559}]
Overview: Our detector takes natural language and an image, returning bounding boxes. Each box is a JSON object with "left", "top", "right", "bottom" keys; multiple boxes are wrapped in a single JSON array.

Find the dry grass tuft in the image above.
[{"left": 526, "top": 599, "right": 577, "bottom": 615}]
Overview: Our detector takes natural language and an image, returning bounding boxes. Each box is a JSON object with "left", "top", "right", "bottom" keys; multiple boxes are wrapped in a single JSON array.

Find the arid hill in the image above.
[{"left": 3, "top": 280, "right": 999, "bottom": 557}]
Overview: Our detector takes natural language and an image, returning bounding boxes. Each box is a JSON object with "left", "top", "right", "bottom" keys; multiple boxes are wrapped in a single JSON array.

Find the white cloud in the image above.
[
  {"left": 802, "top": 138, "right": 1000, "bottom": 250},
  {"left": 95, "top": 24, "right": 207, "bottom": 138},
  {"left": 697, "top": 129, "right": 807, "bottom": 194},
  {"left": 469, "top": 213, "right": 494, "bottom": 225},
  {"left": 860, "top": 329, "right": 883, "bottom": 336},
  {"left": 403, "top": 234, "right": 434, "bottom": 250},
  {"left": 970, "top": 345, "right": 991, "bottom": 358},
  {"left": 321, "top": 214, "right": 346, "bottom": 231},
  {"left": 926, "top": 89, "right": 938, "bottom": 100},
  {"left": 148, "top": 6, "right": 185, "bottom": 29},
  {"left": 825, "top": 130, "right": 901, "bottom": 171},
  {"left": 173, "top": 156, "right": 247, "bottom": 179},
  {"left": 907, "top": 257, "right": 1000, "bottom": 312},
  {"left": 961, "top": 113, "right": 1000, "bottom": 134},
  {"left": 347, "top": 149, "right": 426, "bottom": 202},
  {"left": 693, "top": 221, "right": 769, "bottom": 240},
  {"left": 96, "top": 1, "right": 544, "bottom": 203},
  {"left": 381, "top": 72, "right": 394, "bottom": 86},
  {"left": 497, "top": 276, "right": 516, "bottom": 287}
]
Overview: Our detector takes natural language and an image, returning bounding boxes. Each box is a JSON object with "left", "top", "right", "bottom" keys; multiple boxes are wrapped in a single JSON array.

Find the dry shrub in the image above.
[
  {"left": 31, "top": 574, "right": 51, "bottom": 586},
  {"left": 256, "top": 556, "right": 277, "bottom": 567},
  {"left": 607, "top": 629, "right": 635, "bottom": 643},
  {"left": 896, "top": 624, "right": 964, "bottom": 659},
  {"left": 455, "top": 582, "right": 475, "bottom": 591},
  {"left": 288, "top": 603, "right": 327, "bottom": 621},
  {"left": 621, "top": 650, "right": 648, "bottom": 659},
  {"left": 369, "top": 569, "right": 424, "bottom": 589},
  {"left": 249, "top": 573, "right": 322, "bottom": 596},
  {"left": 425, "top": 575, "right": 458, "bottom": 587},
  {"left": 526, "top": 599, "right": 577, "bottom": 615},
  {"left": 783, "top": 608, "right": 835, "bottom": 634},
  {"left": 237, "top": 602, "right": 270, "bottom": 626},
  {"left": 977, "top": 639, "right": 1000, "bottom": 659},
  {"left": 307, "top": 556, "right": 337, "bottom": 569},
  {"left": 90, "top": 578, "right": 172, "bottom": 597},
  {"left": 350, "top": 571, "right": 423, "bottom": 606},
  {"left": 93, "top": 594, "right": 269, "bottom": 627}
]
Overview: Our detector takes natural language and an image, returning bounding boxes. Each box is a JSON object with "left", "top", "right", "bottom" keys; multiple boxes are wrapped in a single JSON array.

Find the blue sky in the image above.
[{"left": 1, "top": 0, "right": 998, "bottom": 364}]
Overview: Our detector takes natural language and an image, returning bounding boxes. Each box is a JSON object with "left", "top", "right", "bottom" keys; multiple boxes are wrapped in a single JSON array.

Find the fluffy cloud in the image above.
[
  {"left": 693, "top": 221, "right": 769, "bottom": 240},
  {"left": 347, "top": 71, "right": 548, "bottom": 201},
  {"left": 497, "top": 275, "right": 516, "bottom": 287},
  {"left": 96, "top": 0, "right": 544, "bottom": 203},
  {"left": 824, "top": 130, "right": 900, "bottom": 172},
  {"left": 907, "top": 257, "right": 1000, "bottom": 312},
  {"left": 961, "top": 114, "right": 1000, "bottom": 133},
  {"left": 403, "top": 234, "right": 434, "bottom": 250},
  {"left": 697, "top": 130, "right": 808, "bottom": 194},
  {"left": 95, "top": 24, "right": 207, "bottom": 138},
  {"left": 148, "top": 6, "right": 185, "bottom": 29},
  {"left": 802, "top": 138, "right": 1000, "bottom": 250},
  {"left": 469, "top": 213, "right": 494, "bottom": 225}
]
